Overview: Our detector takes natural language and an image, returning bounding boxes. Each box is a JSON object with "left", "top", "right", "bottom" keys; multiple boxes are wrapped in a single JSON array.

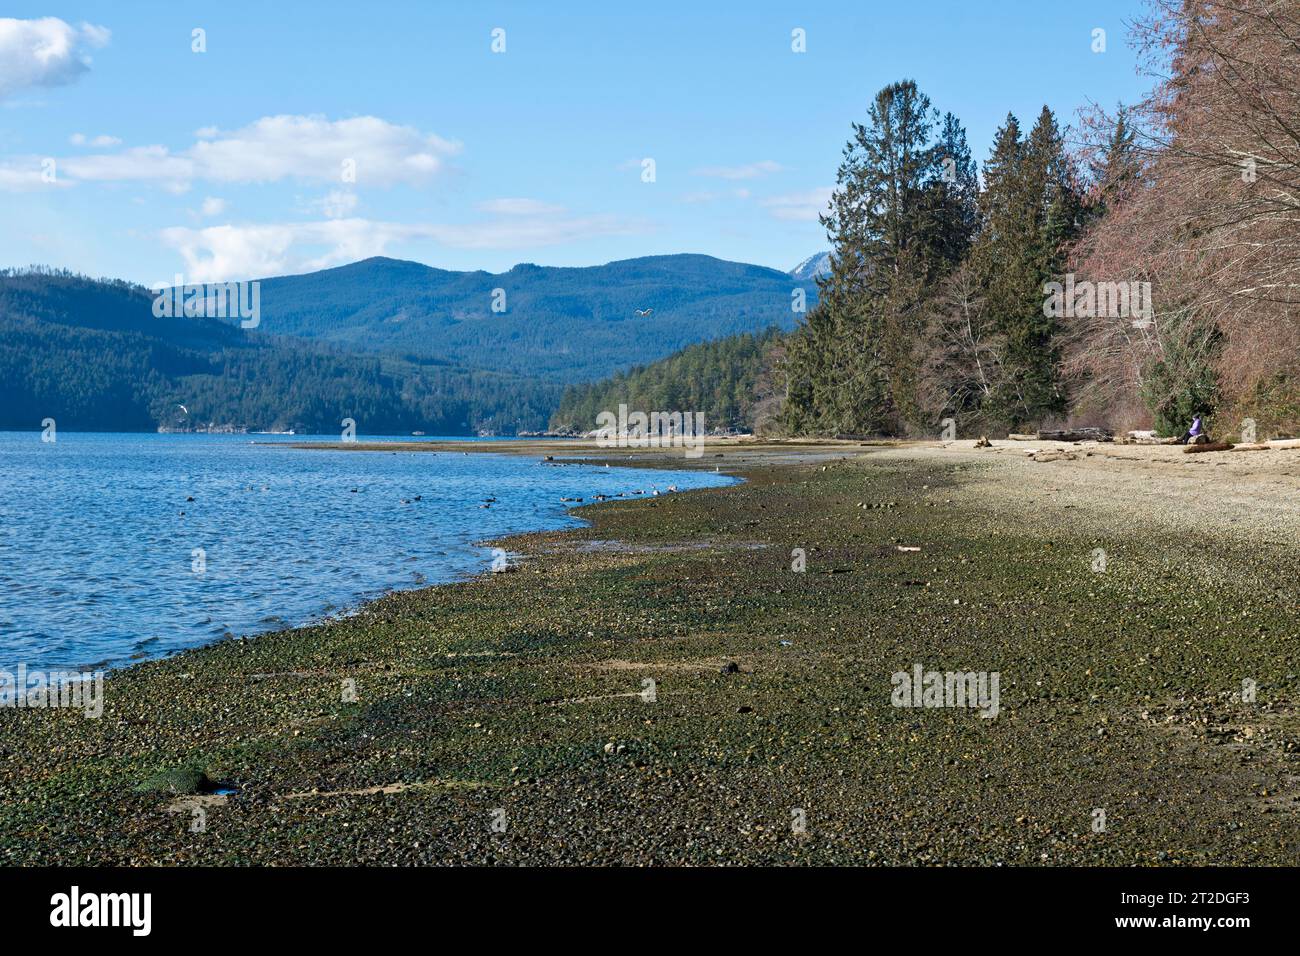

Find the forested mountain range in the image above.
[
  {"left": 249, "top": 254, "right": 812, "bottom": 382},
  {"left": 0, "top": 269, "right": 560, "bottom": 434},
  {"left": 1, "top": 252, "right": 814, "bottom": 434}
]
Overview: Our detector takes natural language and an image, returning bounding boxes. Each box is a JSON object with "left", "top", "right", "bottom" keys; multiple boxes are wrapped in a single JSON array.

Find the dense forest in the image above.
[
  {"left": 776, "top": 0, "right": 1299, "bottom": 440},
  {"left": 549, "top": 329, "right": 781, "bottom": 433},
  {"left": 778, "top": 81, "right": 1088, "bottom": 436},
  {"left": 0, "top": 269, "right": 560, "bottom": 434}
]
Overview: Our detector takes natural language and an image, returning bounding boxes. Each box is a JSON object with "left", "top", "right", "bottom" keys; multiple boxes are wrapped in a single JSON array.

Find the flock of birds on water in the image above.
[{"left": 175, "top": 461, "right": 688, "bottom": 516}]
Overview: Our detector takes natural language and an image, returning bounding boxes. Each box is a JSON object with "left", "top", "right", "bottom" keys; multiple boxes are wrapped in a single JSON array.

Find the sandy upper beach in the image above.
[{"left": 291, "top": 434, "right": 1300, "bottom": 545}]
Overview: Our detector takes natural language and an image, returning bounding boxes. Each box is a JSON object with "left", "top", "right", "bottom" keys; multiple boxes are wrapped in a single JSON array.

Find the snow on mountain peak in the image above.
[{"left": 790, "top": 251, "right": 831, "bottom": 280}]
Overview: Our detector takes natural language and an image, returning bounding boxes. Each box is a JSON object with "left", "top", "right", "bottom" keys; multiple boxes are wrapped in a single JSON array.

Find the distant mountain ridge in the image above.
[
  {"left": 249, "top": 253, "right": 816, "bottom": 383},
  {"left": 1, "top": 251, "right": 818, "bottom": 433}
]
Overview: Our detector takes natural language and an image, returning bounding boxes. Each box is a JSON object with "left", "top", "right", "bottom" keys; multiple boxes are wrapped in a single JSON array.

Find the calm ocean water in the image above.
[{"left": 0, "top": 433, "right": 734, "bottom": 672}]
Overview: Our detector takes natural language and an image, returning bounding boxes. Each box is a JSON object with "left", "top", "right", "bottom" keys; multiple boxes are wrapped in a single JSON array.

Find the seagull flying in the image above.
[
  {"left": 635, "top": 308, "right": 653, "bottom": 317},
  {"left": 177, "top": 404, "right": 188, "bottom": 415}
]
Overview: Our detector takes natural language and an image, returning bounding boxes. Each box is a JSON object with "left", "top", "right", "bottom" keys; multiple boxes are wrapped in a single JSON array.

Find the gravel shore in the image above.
[{"left": 2, "top": 438, "right": 1297, "bottom": 865}]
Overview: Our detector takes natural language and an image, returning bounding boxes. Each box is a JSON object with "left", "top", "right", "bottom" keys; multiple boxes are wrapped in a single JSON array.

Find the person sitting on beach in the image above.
[{"left": 1178, "top": 413, "right": 1206, "bottom": 445}]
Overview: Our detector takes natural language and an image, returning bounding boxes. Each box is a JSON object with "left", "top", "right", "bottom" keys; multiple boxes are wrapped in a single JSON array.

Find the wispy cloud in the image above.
[
  {"left": 306, "top": 189, "right": 359, "bottom": 219},
  {"left": 691, "top": 160, "right": 783, "bottom": 180},
  {"left": 189, "top": 115, "right": 460, "bottom": 185},
  {"left": 0, "top": 162, "right": 68, "bottom": 191},
  {"left": 70, "top": 132, "right": 121, "bottom": 147},
  {"left": 477, "top": 197, "right": 564, "bottom": 216},
  {"left": 60, "top": 145, "right": 193, "bottom": 184},
  {"left": 0, "top": 18, "right": 110, "bottom": 100},
  {"left": 42, "top": 115, "right": 461, "bottom": 190},
  {"left": 761, "top": 187, "right": 833, "bottom": 221}
]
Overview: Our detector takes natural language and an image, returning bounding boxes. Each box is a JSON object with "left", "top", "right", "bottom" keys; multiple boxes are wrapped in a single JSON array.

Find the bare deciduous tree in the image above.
[{"left": 1064, "top": 0, "right": 1300, "bottom": 434}]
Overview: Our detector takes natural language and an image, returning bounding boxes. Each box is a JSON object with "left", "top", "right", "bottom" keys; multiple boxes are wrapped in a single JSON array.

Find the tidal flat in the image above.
[{"left": 1, "top": 438, "right": 1297, "bottom": 865}]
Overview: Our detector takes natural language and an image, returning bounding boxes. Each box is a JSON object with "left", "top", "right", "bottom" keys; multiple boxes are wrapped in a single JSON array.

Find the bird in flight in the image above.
[
  {"left": 177, "top": 404, "right": 189, "bottom": 415},
  {"left": 635, "top": 308, "right": 653, "bottom": 317}
]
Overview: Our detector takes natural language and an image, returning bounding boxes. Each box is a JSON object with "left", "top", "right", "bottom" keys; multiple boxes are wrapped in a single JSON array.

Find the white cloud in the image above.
[
  {"left": 0, "top": 18, "right": 110, "bottom": 99},
  {"left": 160, "top": 222, "right": 336, "bottom": 282},
  {"left": 79, "top": 23, "right": 111, "bottom": 48},
  {"left": 200, "top": 197, "right": 227, "bottom": 216},
  {"left": 190, "top": 115, "right": 460, "bottom": 185},
  {"left": 0, "top": 160, "right": 68, "bottom": 191},
  {"left": 62, "top": 144, "right": 194, "bottom": 183},
  {"left": 692, "top": 160, "right": 783, "bottom": 180},
  {"left": 71, "top": 132, "right": 121, "bottom": 147},
  {"left": 761, "top": 187, "right": 833, "bottom": 222},
  {"left": 477, "top": 197, "right": 564, "bottom": 216},
  {"left": 160, "top": 214, "right": 642, "bottom": 282},
  {"left": 46, "top": 115, "right": 461, "bottom": 190}
]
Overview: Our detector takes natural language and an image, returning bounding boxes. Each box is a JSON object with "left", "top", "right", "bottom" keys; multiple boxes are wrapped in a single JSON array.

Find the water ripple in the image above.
[{"left": 0, "top": 433, "right": 735, "bottom": 672}]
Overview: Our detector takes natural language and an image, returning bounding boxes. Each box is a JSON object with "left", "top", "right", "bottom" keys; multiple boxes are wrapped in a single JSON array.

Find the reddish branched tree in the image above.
[{"left": 1064, "top": 0, "right": 1300, "bottom": 435}]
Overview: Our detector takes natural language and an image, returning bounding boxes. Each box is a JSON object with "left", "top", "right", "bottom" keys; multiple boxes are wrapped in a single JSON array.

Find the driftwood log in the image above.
[
  {"left": 1224, "top": 439, "right": 1299, "bottom": 452},
  {"left": 1037, "top": 428, "right": 1113, "bottom": 442},
  {"left": 1183, "top": 441, "right": 1234, "bottom": 453}
]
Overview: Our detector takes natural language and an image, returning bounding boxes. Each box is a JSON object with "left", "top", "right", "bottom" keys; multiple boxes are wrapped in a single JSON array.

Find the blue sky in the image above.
[{"left": 1, "top": 1, "right": 1149, "bottom": 284}]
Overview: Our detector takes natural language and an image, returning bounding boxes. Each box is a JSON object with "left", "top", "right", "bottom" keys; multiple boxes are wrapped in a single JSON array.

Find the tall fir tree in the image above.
[
  {"left": 783, "top": 81, "right": 975, "bottom": 435},
  {"left": 927, "top": 112, "right": 981, "bottom": 265},
  {"left": 971, "top": 107, "right": 1081, "bottom": 428}
]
